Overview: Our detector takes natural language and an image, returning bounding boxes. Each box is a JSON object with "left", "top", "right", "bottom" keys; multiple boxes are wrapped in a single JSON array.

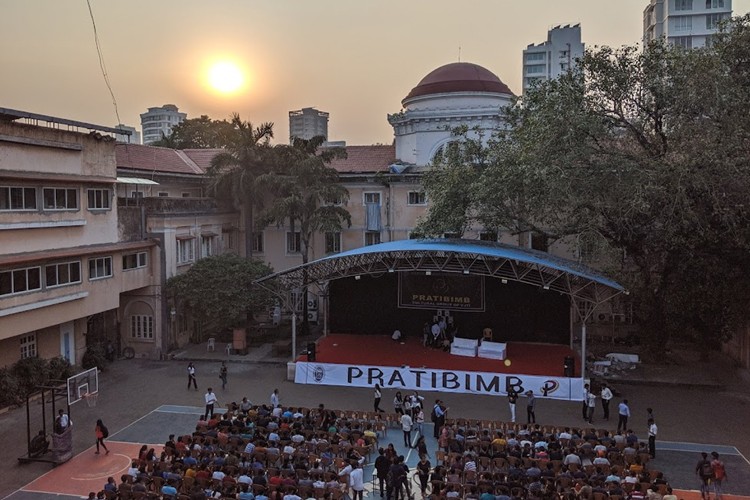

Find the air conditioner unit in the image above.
[
  {"left": 307, "top": 299, "right": 318, "bottom": 310},
  {"left": 597, "top": 313, "right": 611, "bottom": 323},
  {"left": 307, "top": 311, "right": 319, "bottom": 323}
]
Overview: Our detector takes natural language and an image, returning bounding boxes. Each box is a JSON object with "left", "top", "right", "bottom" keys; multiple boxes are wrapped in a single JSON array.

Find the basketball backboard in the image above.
[{"left": 67, "top": 367, "right": 98, "bottom": 406}]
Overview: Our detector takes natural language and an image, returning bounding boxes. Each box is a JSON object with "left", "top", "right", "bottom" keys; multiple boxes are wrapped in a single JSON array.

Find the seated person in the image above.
[
  {"left": 29, "top": 430, "right": 49, "bottom": 457},
  {"left": 392, "top": 329, "right": 402, "bottom": 342},
  {"left": 482, "top": 327, "right": 493, "bottom": 342}
]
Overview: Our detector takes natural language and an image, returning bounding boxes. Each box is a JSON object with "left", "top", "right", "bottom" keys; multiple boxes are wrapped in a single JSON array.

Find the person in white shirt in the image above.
[
  {"left": 600, "top": 383, "right": 613, "bottom": 420},
  {"left": 391, "top": 329, "right": 402, "bottom": 341},
  {"left": 270, "top": 388, "right": 280, "bottom": 408},
  {"left": 204, "top": 388, "right": 218, "bottom": 420},
  {"left": 348, "top": 462, "right": 365, "bottom": 500},
  {"left": 401, "top": 412, "right": 414, "bottom": 448},
  {"left": 648, "top": 419, "right": 658, "bottom": 458},
  {"left": 586, "top": 389, "right": 597, "bottom": 424}
]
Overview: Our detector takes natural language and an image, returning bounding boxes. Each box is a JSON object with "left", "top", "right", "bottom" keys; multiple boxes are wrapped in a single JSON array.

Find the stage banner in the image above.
[
  {"left": 295, "top": 361, "right": 584, "bottom": 401},
  {"left": 398, "top": 273, "right": 485, "bottom": 312}
]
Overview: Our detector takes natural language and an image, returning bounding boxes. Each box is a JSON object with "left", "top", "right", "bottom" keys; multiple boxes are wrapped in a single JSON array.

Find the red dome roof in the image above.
[{"left": 404, "top": 62, "right": 514, "bottom": 102}]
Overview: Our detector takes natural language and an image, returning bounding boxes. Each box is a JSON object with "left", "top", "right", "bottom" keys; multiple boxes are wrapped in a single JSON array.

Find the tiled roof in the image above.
[
  {"left": 116, "top": 143, "right": 396, "bottom": 175},
  {"left": 115, "top": 143, "right": 222, "bottom": 175},
  {"left": 328, "top": 145, "right": 396, "bottom": 173}
]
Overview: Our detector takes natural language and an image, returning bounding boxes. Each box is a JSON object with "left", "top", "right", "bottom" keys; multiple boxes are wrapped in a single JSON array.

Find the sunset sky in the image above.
[{"left": 2, "top": 1, "right": 748, "bottom": 145}]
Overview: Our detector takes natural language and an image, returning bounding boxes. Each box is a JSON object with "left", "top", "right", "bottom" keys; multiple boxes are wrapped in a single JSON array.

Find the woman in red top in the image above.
[{"left": 95, "top": 419, "right": 109, "bottom": 455}]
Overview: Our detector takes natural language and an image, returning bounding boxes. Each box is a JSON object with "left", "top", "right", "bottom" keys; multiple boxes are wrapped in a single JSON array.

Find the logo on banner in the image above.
[
  {"left": 541, "top": 380, "right": 560, "bottom": 396},
  {"left": 313, "top": 365, "right": 326, "bottom": 382}
]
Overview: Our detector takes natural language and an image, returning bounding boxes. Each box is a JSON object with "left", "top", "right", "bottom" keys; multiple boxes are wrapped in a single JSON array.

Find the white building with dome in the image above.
[{"left": 388, "top": 62, "right": 515, "bottom": 166}]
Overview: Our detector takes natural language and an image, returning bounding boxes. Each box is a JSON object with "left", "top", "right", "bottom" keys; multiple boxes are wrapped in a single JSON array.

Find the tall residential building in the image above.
[
  {"left": 140, "top": 104, "right": 186, "bottom": 145},
  {"left": 522, "top": 24, "right": 585, "bottom": 93},
  {"left": 289, "top": 107, "right": 329, "bottom": 143},
  {"left": 643, "top": 0, "right": 732, "bottom": 49}
]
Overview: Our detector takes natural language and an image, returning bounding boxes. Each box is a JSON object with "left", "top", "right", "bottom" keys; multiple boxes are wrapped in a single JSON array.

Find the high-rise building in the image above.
[
  {"left": 289, "top": 107, "right": 329, "bottom": 143},
  {"left": 522, "top": 24, "right": 584, "bottom": 93},
  {"left": 643, "top": 0, "right": 732, "bottom": 49},
  {"left": 140, "top": 104, "right": 186, "bottom": 145}
]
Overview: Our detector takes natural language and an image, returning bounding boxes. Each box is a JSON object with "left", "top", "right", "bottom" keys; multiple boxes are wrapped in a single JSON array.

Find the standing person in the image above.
[
  {"left": 432, "top": 400, "right": 447, "bottom": 439},
  {"left": 219, "top": 362, "right": 228, "bottom": 390},
  {"left": 374, "top": 448, "right": 391, "bottom": 497},
  {"left": 55, "top": 409, "right": 71, "bottom": 434},
  {"left": 414, "top": 406, "right": 425, "bottom": 437},
  {"left": 585, "top": 387, "right": 597, "bottom": 424},
  {"left": 508, "top": 390, "right": 518, "bottom": 423},
  {"left": 204, "top": 388, "right": 218, "bottom": 420},
  {"left": 349, "top": 462, "right": 365, "bottom": 500},
  {"left": 525, "top": 391, "right": 536, "bottom": 424},
  {"left": 710, "top": 451, "right": 727, "bottom": 500},
  {"left": 695, "top": 452, "right": 713, "bottom": 500},
  {"left": 617, "top": 399, "right": 630, "bottom": 433},
  {"left": 647, "top": 419, "right": 658, "bottom": 458},
  {"left": 422, "top": 322, "right": 430, "bottom": 347},
  {"left": 582, "top": 384, "right": 590, "bottom": 420},
  {"left": 270, "top": 388, "right": 280, "bottom": 408},
  {"left": 187, "top": 362, "right": 198, "bottom": 390},
  {"left": 94, "top": 419, "right": 109, "bottom": 455},
  {"left": 400, "top": 411, "right": 413, "bottom": 448},
  {"left": 416, "top": 454, "right": 431, "bottom": 496},
  {"left": 374, "top": 384, "right": 385, "bottom": 413},
  {"left": 600, "top": 383, "right": 613, "bottom": 420},
  {"left": 393, "top": 391, "right": 404, "bottom": 415}
]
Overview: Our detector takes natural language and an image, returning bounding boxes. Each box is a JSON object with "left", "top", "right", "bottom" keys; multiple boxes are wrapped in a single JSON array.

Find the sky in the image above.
[{"left": 2, "top": 1, "right": 748, "bottom": 146}]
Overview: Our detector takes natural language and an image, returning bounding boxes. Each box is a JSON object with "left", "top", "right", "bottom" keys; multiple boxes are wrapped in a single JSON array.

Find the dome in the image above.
[{"left": 403, "top": 62, "right": 514, "bottom": 102}]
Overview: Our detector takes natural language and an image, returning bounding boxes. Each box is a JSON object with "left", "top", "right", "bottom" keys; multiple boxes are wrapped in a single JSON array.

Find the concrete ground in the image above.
[{"left": 2, "top": 339, "right": 749, "bottom": 499}]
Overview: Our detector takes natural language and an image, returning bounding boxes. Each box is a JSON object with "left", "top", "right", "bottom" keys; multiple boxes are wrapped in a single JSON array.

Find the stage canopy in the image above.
[{"left": 255, "top": 239, "right": 625, "bottom": 320}]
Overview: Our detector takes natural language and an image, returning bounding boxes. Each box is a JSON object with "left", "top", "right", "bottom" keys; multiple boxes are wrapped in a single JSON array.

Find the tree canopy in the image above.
[
  {"left": 167, "top": 254, "right": 275, "bottom": 331},
  {"left": 417, "top": 15, "right": 750, "bottom": 353},
  {"left": 151, "top": 115, "right": 236, "bottom": 149}
]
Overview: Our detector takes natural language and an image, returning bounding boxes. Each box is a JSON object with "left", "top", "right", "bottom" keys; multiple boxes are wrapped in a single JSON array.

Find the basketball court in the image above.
[{"left": 6, "top": 402, "right": 750, "bottom": 500}]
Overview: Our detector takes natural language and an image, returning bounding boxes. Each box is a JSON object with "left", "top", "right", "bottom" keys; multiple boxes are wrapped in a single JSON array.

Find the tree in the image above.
[
  {"left": 151, "top": 115, "right": 235, "bottom": 149},
  {"left": 258, "top": 136, "right": 351, "bottom": 333},
  {"left": 417, "top": 18, "right": 750, "bottom": 356},
  {"left": 167, "top": 254, "right": 275, "bottom": 332},
  {"left": 206, "top": 114, "right": 274, "bottom": 259}
]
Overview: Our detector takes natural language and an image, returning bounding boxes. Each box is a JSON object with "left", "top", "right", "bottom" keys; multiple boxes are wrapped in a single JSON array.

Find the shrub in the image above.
[
  {"left": 81, "top": 344, "right": 107, "bottom": 370},
  {"left": 0, "top": 368, "right": 22, "bottom": 407},
  {"left": 11, "top": 357, "right": 49, "bottom": 396},
  {"left": 47, "top": 356, "right": 74, "bottom": 382}
]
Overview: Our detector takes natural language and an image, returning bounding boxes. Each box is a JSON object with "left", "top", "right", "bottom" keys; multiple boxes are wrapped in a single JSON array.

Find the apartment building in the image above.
[
  {"left": 0, "top": 109, "right": 159, "bottom": 367},
  {"left": 140, "top": 104, "right": 186, "bottom": 145},
  {"left": 522, "top": 24, "right": 585, "bottom": 93},
  {"left": 643, "top": 0, "right": 732, "bottom": 49}
]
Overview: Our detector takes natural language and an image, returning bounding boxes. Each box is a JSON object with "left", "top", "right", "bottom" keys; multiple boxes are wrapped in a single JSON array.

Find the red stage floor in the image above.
[{"left": 299, "top": 334, "right": 581, "bottom": 378}]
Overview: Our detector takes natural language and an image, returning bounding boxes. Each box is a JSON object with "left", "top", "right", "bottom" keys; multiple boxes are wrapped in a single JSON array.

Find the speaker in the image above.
[
  {"left": 563, "top": 356, "right": 575, "bottom": 377},
  {"left": 307, "top": 342, "right": 316, "bottom": 362}
]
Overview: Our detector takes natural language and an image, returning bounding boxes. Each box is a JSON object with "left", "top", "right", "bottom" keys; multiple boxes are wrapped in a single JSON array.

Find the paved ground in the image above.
[{"left": 2, "top": 339, "right": 749, "bottom": 499}]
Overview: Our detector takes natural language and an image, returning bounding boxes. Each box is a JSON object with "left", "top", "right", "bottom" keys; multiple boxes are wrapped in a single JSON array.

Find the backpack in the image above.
[
  {"left": 700, "top": 460, "right": 713, "bottom": 478},
  {"left": 430, "top": 406, "right": 438, "bottom": 423},
  {"left": 101, "top": 425, "right": 109, "bottom": 438}
]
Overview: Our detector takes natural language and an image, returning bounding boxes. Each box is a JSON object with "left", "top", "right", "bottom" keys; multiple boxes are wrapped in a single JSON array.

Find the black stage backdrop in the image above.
[{"left": 329, "top": 273, "right": 569, "bottom": 344}]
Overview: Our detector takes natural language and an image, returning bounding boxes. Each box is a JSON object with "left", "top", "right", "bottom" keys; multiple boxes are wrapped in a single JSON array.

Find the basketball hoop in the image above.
[{"left": 83, "top": 392, "right": 98, "bottom": 408}]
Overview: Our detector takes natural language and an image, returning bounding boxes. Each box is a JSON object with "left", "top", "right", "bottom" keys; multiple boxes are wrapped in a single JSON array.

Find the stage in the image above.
[{"left": 294, "top": 334, "right": 585, "bottom": 401}]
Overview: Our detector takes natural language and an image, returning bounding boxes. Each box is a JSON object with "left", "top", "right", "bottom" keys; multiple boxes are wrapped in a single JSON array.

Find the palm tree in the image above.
[
  {"left": 206, "top": 114, "right": 274, "bottom": 259},
  {"left": 258, "top": 136, "right": 351, "bottom": 333}
]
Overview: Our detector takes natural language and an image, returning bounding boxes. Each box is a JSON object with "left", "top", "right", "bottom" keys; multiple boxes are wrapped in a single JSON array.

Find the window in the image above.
[
  {"left": 325, "top": 232, "right": 341, "bottom": 253},
  {"left": 88, "top": 256, "right": 113, "bottom": 280},
  {"left": 364, "top": 231, "right": 381, "bottom": 246},
  {"left": 130, "top": 315, "right": 154, "bottom": 339},
  {"left": 0, "top": 187, "right": 37, "bottom": 211},
  {"left": 479, "top": 231, "right": 498, "bottom": 242},
  {"left": 363, "top": 192, "right": 381, "bottom": 205},
  {"left": 531, "top": 232, "right": 549, "bottom": 252},
  {"left": 122, "top": 252, "right": 147, "bottom": 270},
  {"left": 525, "top": 77, "right": 545, "bottom": 87},
  {"left": 443, "top": 232, "right": 460, "bottom": 239},
  {"left": 706, "top": 13, "right": 725, "bottom": 29},
  {"left": 408, "top": 191, "right": 426, "bottom": 205},
  {"left": 45, "top": 261, "right": 81, "bottom": 287},
  {"left": 706, "top": 0, "right": 724, "bottom": 8},
  {"left": 0, "top": 266, "right": 42, "bottom": 296},
  {"left": 130, "top": 191, "right": 144, "bottom": 199},
  {"left": 673, "top": 16, "right": 692, "bottom": 31},
  {"left": 672, "top": 36, "right": 693, "bottom": 49},
  {"left": 20, "top": 334, "right": 37, "bottom": 359},
  {"left": 43, "top": 188, "right": 77, "bottom": 210},
  {"left": 177, "top": 238, "right": 195, "bottom": 264},
  {"left": 526, "top": 65, "right": 546, "bottom": 74},
  {"left": 324, "top": 194, "right": 343, "bottom": 206},
  {"left": 87, "top": 189, "right": 111, "bottom": 210},
  {"left": 157, "top": 192, "right": 169, "bottom": 197},
  {"left": 286, "top": 232, "right": 302, "bottom": 253},
  {"left": 251, "top": 232, "right": 263, "bottom": 253},
  {"left": 525, "top": 52, "right": 545, "bottom": 62},
  {"left": 201, "top": 235, "right": 215, "bottom": 258},
  {"left": 181, "top": 193, "right": 191, "bottom": 198},
  {"left": 675, "top": 0, "right": 692, "bottom": 10}
]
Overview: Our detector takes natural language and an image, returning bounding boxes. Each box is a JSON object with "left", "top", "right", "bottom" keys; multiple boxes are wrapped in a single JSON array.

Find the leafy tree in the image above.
[
  {"left": 151, "top": 115, "right": 235, "bottom": 149},
  {"left": 167, "top": 254, "right": 275, "bottom": 332},
  {"left": 258, "top": 136, "right": 351, "bottom": 333},
  {"left": 417, "top": 19, "right": 750, "bottom": 356},
  {"left": 206, "top": 114, "right": 275, "bottom": 258}
]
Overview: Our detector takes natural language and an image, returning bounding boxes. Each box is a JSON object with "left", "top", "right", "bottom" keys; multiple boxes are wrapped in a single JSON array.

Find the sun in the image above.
[{"left": 207, "top": 61, "right": 244, "bottom": 93}]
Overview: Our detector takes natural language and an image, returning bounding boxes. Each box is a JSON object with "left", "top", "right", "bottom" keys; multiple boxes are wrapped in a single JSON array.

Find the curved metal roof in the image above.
[{"left": 255, "top": 239, "right": 624, "bottom": 311}]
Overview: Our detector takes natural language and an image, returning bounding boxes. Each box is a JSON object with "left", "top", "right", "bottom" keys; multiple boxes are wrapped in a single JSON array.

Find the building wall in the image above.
[{"left": 522, "top": 24, "right": 584, "bottom": 93}]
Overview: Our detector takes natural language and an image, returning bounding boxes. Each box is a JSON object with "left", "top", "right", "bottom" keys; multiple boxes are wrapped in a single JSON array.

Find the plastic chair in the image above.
[{"left": 207, "top": 338, "right": 216, "bottom": 352}]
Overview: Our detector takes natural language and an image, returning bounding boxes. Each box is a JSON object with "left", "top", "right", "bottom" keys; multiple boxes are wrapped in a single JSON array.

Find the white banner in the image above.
[{"left": 295, "top": 362, "right": 584, "bottom": 401}]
